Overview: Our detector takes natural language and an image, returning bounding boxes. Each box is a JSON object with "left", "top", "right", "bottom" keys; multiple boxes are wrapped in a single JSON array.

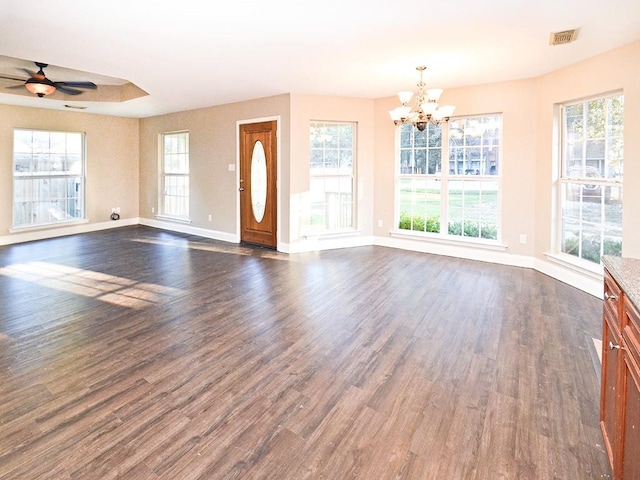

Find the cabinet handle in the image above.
[
  {"left": 609, "top": 341, "right": 621, "bottom": 351},
  {"left": 604, "top": 292, "right": 618, "bottom": 301}
]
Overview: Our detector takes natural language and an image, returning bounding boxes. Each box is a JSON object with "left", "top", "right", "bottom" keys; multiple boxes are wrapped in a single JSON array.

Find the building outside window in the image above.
[
  {"left": 161, "top": 131, "right": 189, "bottom": 219},
  {"left": 13, "top": 129, "right": 85, "bottom": 228},
  {"left": 309, "top": 121, "right": 355, "bottom": 232},
  {"left": 559, "top": 93, "right": 623, "bottom": 264},
  {"left": 397, "top": 114, "right": 501, "bottom": 241}
]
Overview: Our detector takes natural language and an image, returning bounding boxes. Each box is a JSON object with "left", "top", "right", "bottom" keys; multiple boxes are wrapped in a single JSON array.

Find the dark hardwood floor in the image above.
[{"left": 0, "top": 226, "right": 610, "bottom": 479}]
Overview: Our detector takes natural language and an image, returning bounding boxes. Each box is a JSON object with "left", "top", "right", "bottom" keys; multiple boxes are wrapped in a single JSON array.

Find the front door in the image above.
[{"left": 239, "top": 121, "right": 277, "bottom": 248}]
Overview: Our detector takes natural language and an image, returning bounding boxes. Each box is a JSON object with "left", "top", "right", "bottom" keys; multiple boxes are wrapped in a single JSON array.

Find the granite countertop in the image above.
[{"left": 602, "top": 255, "right": 640, "bottom": 310}]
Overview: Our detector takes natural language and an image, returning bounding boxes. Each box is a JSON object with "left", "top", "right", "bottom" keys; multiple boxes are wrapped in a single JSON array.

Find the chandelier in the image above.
[{"left": 388, "top": 66, "right": 455, "bottom": 131}]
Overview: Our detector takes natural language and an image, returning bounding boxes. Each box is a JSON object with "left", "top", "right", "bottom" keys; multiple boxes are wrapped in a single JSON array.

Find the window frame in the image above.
[
  {"left": 159, "top": 131, "right": 190, "bottom": 221},
  {"left": 12, "top": 128, "right": 86, "bottom": 230},
  {"left": 394, "top": 113, "right": 503, "bottom": 243},
  {"left": 556, "top": 92, "right": 624, "bottom": 266},
  {"left": 308, "top": 120, "right": 357, "bottom": 234}
]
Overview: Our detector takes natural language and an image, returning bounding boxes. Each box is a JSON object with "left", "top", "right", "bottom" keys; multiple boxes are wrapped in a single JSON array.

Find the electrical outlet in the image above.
[
  {"left": 151, "top": 207, "right": 155, "bottom": 214},
  {"left": 111, "top": 207, "right": 116, "bottom": 214},
  {"left": 519, "top": 234, "right": 527, "bottom": 244},
  {"left": 208, "top": 214, "right": 212, "bottom": 221},
  {"left": 115, "top": 207, "right": 120, "bottom": 214},
  {"left": 377, "top": 219, "right": 383, "bottom": 227}
]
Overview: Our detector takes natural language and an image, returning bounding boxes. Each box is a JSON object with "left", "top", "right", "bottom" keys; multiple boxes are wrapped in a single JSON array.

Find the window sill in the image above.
[
  {"left": 9, "top": 219, "right": 89, "bottom": 234},
  {"left": 544, "top": 252, "right": 603, "bottom": 280},
  {"left": 390, "top": 229, "right": 508, "bottom": 251},
  {"left": 155, "top": 215, "right": 192, "bottom": 225}
]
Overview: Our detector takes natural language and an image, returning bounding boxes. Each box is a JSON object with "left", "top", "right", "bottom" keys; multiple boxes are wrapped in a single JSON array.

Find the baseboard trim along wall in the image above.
[{"left": 0, "top": 220, "right": 603, "bottom": 298}]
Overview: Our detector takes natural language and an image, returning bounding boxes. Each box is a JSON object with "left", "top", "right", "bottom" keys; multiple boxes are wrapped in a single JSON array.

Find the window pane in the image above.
[
  {"left": 560, "top": 93, "right": 623, "bottom": 264},
  {"left": 398, "top": 177, "right": 441, "bottom": 233},
  {"left": 162, "top": 132, "right": 190, "bottom": 217},
  {"left": 13, "top": 130, "right": 85, "bottom": 228},
  {"left": 309, "top": 121, "right": 355, "bottom": 232},
  {"left": 447, "top": 178, "right": 498, "bottom": 239},
  {"left": 397, "top": 114, "right": 501, "bottom": 241}
]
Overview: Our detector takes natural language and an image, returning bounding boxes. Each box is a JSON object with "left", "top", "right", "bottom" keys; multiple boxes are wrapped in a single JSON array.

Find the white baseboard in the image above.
[
  {"left": 138, "top": 217, "right": 240, "bottom": 244},
  {"left": 373, "top": 235, "right": 602, "bottom": 298},
  {"left": 0, "top": 220, "right": 604, "bottom": 298},
  {"left": 0, "top": 217, "right": 139, "bottom": 246},
  {"left": 534, "top": 257, "right": 603, "bottom": 298},
  {"left": 374, "top": 235, "right": 535, "bottom": 269},
  {"left": 283, "top": 234, "right": 375, "bottom": 254}
]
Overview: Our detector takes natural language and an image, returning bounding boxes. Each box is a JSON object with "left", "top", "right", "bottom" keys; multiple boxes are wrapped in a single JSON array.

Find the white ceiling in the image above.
[{"left": 1, "top": 0, "right": 639, "bottom": 118}]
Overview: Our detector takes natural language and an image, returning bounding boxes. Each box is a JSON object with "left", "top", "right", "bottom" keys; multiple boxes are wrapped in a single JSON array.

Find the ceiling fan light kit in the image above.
[
  {"left": 25, "top": 75, "right": 57, "bottom": 97},
  {"left": 389, "top": 66, "right": 455, "bottom": 131},
  {"left": 8, "top": 61, "right": 97, "bottom": 98}
]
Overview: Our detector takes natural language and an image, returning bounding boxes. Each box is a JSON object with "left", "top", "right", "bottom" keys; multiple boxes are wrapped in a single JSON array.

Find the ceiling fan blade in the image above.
[
  {"left": 21, "top": 68, "right": 43, "bottom": 80},
  {"left": 55, "top": 81, "right": 97, "bottom": 90},
  {"left": 0, "top": 74, "right": 27, "bottom": 82},
  {"left": 55, "top": 84, "right": 83, "bottom": 95},
  {"left": 5, "top": 84, "right": 27, "bottom": 90}
]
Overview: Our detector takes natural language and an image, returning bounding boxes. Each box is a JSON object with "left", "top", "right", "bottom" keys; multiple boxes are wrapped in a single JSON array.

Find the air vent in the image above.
[{"left": 550, "top": 29, "right": 578, "bottom": 46}]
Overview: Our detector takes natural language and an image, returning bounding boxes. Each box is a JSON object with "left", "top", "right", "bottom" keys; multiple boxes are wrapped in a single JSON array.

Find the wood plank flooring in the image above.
[{"left": 0, "top": 226, "right": 611, "bottom": 479}]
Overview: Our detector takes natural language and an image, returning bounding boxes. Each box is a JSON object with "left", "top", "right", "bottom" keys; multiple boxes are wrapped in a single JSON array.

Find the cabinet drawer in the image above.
[{"left": 604, "top": 270, "right": 622, "bottom": 327}]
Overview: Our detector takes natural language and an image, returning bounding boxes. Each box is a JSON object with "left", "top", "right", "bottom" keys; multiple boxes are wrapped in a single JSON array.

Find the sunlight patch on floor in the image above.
[
  {"left": 0, "top": 261, "right": 182, "bottom": 309},
  {"left": 593, "top": 338, "right": 602, "bottom": 364}
]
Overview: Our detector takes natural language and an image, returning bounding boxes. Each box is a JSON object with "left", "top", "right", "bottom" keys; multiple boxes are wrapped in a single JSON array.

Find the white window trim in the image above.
[
  {"left": 12, "top": 129, "right": 87, "bottom": 230},
  {"left": 159, "top": 131, "right": 191, "bottom": 221},
  {"left": 554, "top": 93, "right": 624, "bottom": 266},
  {"left": 394, "top": 114, "right": 503, "bottom": 245},
  {"left": 307, "top": 121, "right": 357, "bottom": 235}
]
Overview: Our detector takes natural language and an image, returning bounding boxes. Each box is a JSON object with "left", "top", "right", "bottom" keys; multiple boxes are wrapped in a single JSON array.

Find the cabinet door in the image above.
[
  {"left": 621, "top": 351, "right": 640, "bottom": 478},
  {"left": 601, "top": 313, "right": 621, "bottom": 474}
]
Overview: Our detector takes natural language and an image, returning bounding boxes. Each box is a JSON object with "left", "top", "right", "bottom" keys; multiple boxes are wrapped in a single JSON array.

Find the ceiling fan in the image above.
[{"left": 3, "top": 61, "right": 97, "bottom": 97}]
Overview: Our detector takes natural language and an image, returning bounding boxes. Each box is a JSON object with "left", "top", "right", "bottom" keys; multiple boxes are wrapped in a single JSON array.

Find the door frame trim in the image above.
[{"left": 236, "top": 115, "right": 281, "bottom": 250}]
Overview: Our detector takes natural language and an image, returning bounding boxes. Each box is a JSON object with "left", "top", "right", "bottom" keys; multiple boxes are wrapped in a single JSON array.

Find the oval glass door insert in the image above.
[{"left": 251, "top": 140, "right": 267, "bottom": 223}]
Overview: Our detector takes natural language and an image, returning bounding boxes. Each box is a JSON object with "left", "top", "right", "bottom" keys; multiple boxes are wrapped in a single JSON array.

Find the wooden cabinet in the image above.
[
  {"left": 601, "top": 269, "right": 640, "bottom": 479},
  {"left": 620, "top": 298, "right": 640, "bottom": 478}
]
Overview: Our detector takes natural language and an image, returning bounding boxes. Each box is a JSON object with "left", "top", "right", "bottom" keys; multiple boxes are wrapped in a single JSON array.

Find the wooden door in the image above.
[{"left": 239, "top": 121, "right": 277, "bottom": 248}]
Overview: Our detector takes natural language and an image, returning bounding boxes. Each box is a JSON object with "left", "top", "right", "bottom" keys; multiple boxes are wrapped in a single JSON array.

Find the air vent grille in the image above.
[{"left": 550, "top": 29, "right": 578, "bottom": 46}]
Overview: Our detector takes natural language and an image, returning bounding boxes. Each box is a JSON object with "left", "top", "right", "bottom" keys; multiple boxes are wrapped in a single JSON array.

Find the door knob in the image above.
[
  {"left": 609, "top": 341, "right": 621, "bottom": 351},
  {"left": 239, "top": 187, "right": 245, "bottom": 192}
]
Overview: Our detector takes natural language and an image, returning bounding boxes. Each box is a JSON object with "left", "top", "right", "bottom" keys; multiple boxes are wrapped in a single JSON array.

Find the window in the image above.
[
  {"left": 161, "top": 132, "right": 189, "bottom": 218},
  {"left": 559, "top": 93, "right": 623, "bottom": 264},
  {"left": 309, "top": 121, "right": 355, "bottom": 232},
  {"left": 13, "top": 129, "right": 85, "bottom": 228},
  {"left": 397, "top": 114, "right": 501, "bottom": 240}
]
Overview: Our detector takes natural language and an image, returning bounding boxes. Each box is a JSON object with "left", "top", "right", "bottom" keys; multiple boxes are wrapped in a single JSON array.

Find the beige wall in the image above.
[
  {"left": 374, "top": 40, "right": 640, "bottom": 263},
  {"left": 2, "top": 40, "right": 638, "bottom": 286},
  {"left": 289, "top": 94, "right": 375, "bottom": 246},
  {"left": 139, "top": 94, "right": 290, "bottom": 240},
  {"left": 374, "top": 78, "right": 538, "bottom": 257},
  {"left": 0, "top": 104, "right": 139, "bottom": 241},
  {"left": 534, "top": 40, "right": 640, "bottom": 259}
]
